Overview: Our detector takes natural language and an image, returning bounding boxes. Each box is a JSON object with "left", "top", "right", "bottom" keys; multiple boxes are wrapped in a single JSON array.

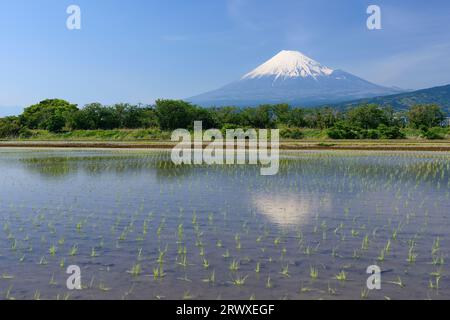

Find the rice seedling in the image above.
[
  {"left": 388, "top": 276, "right": 405, "bottom": 288},
  {"left": 361, "top": 235, "right": 369, "bottom": 250},
  {"left": 229, "top": 259, "right": 240, "bottom": 272},
  {"left": 407, "top": 246, "right": 418, "bottom": 264},
  {"left": 5, "top": 285, "right": 15, "bottom": 300},
  {"left": 69, "top": 244, "right": 78, "bottom": 256},
  {"left": 432, "top": 237, "right": 441, "bottom": 255},
  {"left": 127, "top": 263, "right": 141, "bottom": 277},
  {"left": 202, "top": 257, "right": 210, "bottom": 269},
  {"left": 280, "top": 264, "right": 290, "bottom": 277},
  {"left": 385, "top": 239, "right": 391, "bottom": 254},
  {"left": 429, "top": 276, "right": 441, "bottom": 290},
  {"left": 49, "top": 274, "right": 57, "bottom": 286},
  {"left": 310, "top": 266, "right": 319, "bottom": 280},
  {"left": 335, "top": 270, "right": 347, "bottom": 282},
  {"left": 255, "top": 262, "right": 260, "bottom": 273},
  {"left": 230, "top": 274, "right": 249, "bottom": 287},
  {"left": 33, "top": 290, "right": 41, "bottom": 301},
  {"left": 431, "top": 254, "right": 445, "bottom": 266},
  {"left": 202, "top": 270, "right": 216, "bottom": 284},
  {"left": 266, "top": 276, "right": 272, "bottom": 289},
  {"left": 182, "top": 290, "right": 193, "bottom": 300},
  {"left": 361, "top": 288, "right": 369, "bottom": 299},
  {"left": 222, "top": 249, "right": 230, "bottom": 259},
  {"left": 99, "top": 283, "right": 112, "bottom": 291},
  {"left": 327, "top": 282, "right": 337, "bottom": 296},
  {"left": 377, "top": 249, "right": 385, "bottom": 262}
]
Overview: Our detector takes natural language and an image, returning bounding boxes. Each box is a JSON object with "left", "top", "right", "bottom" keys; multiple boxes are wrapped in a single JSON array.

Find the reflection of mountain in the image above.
[{"left": 251, "top": 193, "right": 331, "bottom": 227}]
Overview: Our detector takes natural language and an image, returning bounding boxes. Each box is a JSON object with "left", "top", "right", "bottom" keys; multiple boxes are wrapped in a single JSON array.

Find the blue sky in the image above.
[{"left": 1, "top": 0, "right": 450, "bottom": 114}]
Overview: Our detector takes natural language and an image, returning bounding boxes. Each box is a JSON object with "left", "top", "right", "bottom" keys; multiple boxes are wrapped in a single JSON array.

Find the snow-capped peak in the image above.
[{"left": 242, "top": 50, "right": 334, "bottom": 80}]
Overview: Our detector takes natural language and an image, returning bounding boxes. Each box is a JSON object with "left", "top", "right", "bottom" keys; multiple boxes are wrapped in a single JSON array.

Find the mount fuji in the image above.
[{"left": 188, "top": 50, "right": 403, "bottom": 107}]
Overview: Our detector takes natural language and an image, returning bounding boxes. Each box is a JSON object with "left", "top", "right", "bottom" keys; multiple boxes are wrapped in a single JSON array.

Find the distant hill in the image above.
[{"left": 331, "top": 84, "right": 450, "bottom": 114}]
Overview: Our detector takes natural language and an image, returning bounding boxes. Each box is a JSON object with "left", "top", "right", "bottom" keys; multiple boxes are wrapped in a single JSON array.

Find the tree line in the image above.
[{"left": 0, "top": 98, "right": 447, "bottom": 139}]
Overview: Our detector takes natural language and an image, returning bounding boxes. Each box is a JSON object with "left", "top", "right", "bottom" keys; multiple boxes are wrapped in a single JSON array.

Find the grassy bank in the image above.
[
  {"left": 2, "top": 129, "right": 450, "bottom": 152},
  {"left": 4, "top": 127, "right": 450, "bottom": 142}
]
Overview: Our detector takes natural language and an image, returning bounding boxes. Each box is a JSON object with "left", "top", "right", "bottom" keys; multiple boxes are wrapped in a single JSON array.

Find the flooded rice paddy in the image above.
[{"left": 0, "top": 148, "right": 449, "bottom": 300}]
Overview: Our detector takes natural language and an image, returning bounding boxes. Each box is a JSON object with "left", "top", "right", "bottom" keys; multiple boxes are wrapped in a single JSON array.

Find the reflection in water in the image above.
[
  {"left": 252, "top": 193, "right": 331, "bottom": 227},
  {"left": 0, "top": 149, "right": 450, "bottom": 300}
]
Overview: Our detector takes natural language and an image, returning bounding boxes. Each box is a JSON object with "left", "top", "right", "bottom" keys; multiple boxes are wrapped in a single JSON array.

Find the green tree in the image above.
[
  {"left": 190, "top": 107, "right": 218, "bottom": 129},
  {"left": 0, "top": 116, "right": 21, "bottom": 138},
  {"left": 346, "top": 104, "right": 389, "bottom": 129},
  {"left": 210, "top": 107, "right": 243, "bottom": 128},
  {"left": 155, "top": 99, "right": 195, "bottom": 130},
  {"left": 241, "top": 105, "right": 275, "bottom": 128},
  {"left": 76, "top": 103, "right": 120, "bottom": 130},
  {"left": 20, "top": 99, "right": 78, "bottom": 132},
  {"left": 287, "top": 108, "right": 306, "bottom": 127},
  {"left": 45, "top": 114, "right": 66, "bottom": 133},
  {"left": 272, "top": 104, "right": 291, "bottom": 125},
  {"left": 304, "top": 107, "right": 339, "bottom": 129},
  {"left": 407, "top": 104, "right": 445, "bottom": 129}
]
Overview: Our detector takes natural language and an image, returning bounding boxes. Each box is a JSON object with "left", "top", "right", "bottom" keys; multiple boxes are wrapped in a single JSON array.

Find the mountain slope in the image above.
[
  {"left": 188, "top": 50, "right": 402, "bottom": 107},
  {"left": 331, "top": 84, "right": 450, "bottom": 114}
]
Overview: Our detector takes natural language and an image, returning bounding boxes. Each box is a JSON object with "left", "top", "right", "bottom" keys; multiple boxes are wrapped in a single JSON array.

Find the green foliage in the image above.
[
  {"left": 327, "top": 121, "right": 361, "bottom": 139},
  {"left": 240, "top": 105, "right": 275, "bottom": 128},
  {"left": 0, "top": 116, "right": 21, "bottom": 138},
  {"left": 304, "top": 107, "right": 338, "bottom": 129},
  {"left": 286, "top": 108, "right": 306, "bottom": 127},
  {"left": 2, "top": 98, "right": 449, "bottom": 140},
  {"left": 46, "top": 114, "right": 66, "bottom": 133},
  {"left": 20, "top": 99, "right": 78, "bottom": 132},
  {"left": 407, "top": 104, "right": 445, "bottom": 129},
  {"left": 280, "top": 127, "right": 304, "bottom": 139},
  {"left": 155, "top": 99, "right": 196, "bottom": 130},
  {"left": 378, "top": 124, "right": 405, "bottom": 139},
  {"left": 346, "top": 104, "right": 390, "bottom": 129},
  {"left": 421, "top": 127, "right": 445, "bottom": 140},
  {"left": 328, "top": 122, "right": 405, "bottom": 140}
]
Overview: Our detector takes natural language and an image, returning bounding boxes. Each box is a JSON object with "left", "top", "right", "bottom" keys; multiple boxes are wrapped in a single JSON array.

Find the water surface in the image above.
[{"left": 0, "top": 149, "right": 449, "bottom": 300}]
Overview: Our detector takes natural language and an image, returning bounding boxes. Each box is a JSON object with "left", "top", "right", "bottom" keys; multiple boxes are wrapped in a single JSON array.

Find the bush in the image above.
[
  {"left": 327, "top": 122, "right": 361, "bottom": 139},
  {"left": 20, "top": 99, "right": 78, "bottom": 130},
  {"left": 407, "top": 104, "right": 445, "bottom": 129},
  {"left": 280, "top": 127, "right": 304, "bottom": 139},
  {"left": 0, "top": 117, "right": 21, "bottom": 138},
  {"left": 378, "top": 124, "right": 405, "bottom": 139},
  {"left": 19, "top": 128, "right": 34, "bottom": 139},
  {"left": 45, "top": 114, "right": 66, "bottom": 132},
  {"left": 362, "top": 129, "right": 380, "bottom": 139},
  {"left": 421, "top": 127, "right": 445, "bottom": 140}
]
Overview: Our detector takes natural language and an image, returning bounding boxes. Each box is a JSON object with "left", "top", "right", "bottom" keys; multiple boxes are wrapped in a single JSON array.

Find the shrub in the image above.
[
  {"left": 280, "top": 127, "right": 304, "bottom": 139},
  {"left": 327, "top": 122, "right": 361, "bottom": 139},
  {"left": 421, "top": 127, "right": 445, "bottom": 140},
  {"left": 378, "top": 124, "right": 405, "bottom": 139},
  {"left": 362, "top": 129, "right": 380, "bottom": 139},
  {"left": 0, "top": 117, "right": 21, "bottom": 138}
]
